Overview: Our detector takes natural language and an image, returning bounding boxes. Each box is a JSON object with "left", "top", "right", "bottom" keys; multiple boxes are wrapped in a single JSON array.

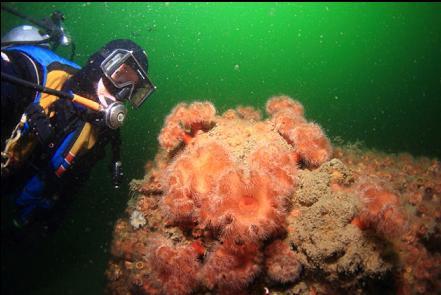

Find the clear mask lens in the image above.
[{"left": 101, "top": 49, "right": 156, "bottom": 108}]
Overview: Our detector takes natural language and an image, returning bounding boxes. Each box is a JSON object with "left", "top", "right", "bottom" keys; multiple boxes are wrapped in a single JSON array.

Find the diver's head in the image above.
[
  {"left": 67, "top": 39, "right": 155, "bottom": 129},
  {"left": 68, "top": 39, "right": 155, "bottom": 108},
  {"left": 95, "top": 39, "right": 155, "bottom": 109},
  {"left": 1, "top": 25, "right": 51, "bottom": 48}
]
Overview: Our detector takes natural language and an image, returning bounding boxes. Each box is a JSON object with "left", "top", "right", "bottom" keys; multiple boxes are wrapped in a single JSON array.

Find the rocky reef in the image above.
[{"left": 105, "top": 96, "right": 440, "bottom": 295}]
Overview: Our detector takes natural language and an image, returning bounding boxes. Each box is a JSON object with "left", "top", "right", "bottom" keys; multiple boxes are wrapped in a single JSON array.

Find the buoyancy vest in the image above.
[{"left": 2, "top": 46, "right": 100, "bottom": 178}]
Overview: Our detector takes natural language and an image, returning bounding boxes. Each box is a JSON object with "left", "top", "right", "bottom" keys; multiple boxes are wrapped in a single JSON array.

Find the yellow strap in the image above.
[
  {"left": 40, "top": 70, "right": 73, "bottom": 116},
  {"left": 67, "top": 122, "right": 98, "bottom": 159}
]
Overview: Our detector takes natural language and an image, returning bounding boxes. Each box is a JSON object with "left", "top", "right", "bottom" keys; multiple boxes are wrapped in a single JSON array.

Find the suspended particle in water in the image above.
[{"left": 234, "top": 64, "right": 240, "bottom": 71}]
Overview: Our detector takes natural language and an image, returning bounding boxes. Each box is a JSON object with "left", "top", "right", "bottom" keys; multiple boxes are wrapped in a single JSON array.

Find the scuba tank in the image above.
[{"left": 1, "top": 4, "right": 75, "bottom": 60}]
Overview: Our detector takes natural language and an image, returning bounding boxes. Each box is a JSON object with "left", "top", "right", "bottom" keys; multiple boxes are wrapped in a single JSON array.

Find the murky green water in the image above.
[{"left": 1, "top": 2, "right": 441, "bottom": 294}]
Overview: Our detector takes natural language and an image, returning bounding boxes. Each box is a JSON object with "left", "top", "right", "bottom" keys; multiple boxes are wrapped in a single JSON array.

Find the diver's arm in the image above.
[
  {"left": 1, "top": 50, "right": 40, "bottom": 102},
  {"left": 1, "top": 50, "right": 39, "bottom": 129},
  {"left": 1, "top": 51, "right": 44, "bottom": 175}
]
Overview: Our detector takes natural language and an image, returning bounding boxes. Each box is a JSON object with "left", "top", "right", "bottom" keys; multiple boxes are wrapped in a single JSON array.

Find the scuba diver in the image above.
[{"left": 1, "top": 7, "right": 156, "bottom": 236}]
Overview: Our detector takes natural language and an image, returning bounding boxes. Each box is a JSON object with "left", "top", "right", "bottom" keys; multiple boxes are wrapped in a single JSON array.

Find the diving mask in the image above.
[{"left": 100, "top": 49, "right": 156, "bottom": 109}]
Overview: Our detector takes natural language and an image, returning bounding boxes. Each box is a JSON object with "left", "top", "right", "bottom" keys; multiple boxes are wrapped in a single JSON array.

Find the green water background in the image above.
[{"left": 1, "top": 2, "right": 441, "bottom": 294}]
